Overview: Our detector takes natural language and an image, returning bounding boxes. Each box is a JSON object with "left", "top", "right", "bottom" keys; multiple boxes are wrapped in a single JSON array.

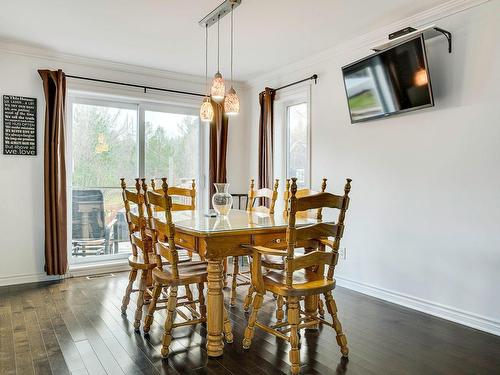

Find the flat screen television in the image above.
[{"left": 342, "top": 35, "right": 433, "bottom": 124}]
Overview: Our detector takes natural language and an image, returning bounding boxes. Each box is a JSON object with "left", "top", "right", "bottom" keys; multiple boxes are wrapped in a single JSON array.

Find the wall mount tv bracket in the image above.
[
  {"left": 371, "top": 25, "right": 452, "bottom": 53},
  {"left": 389, "top": 27, "right": 417, "bottom": 39}
]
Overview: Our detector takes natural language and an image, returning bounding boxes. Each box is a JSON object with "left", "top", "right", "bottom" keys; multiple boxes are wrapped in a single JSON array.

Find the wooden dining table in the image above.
[{"left": 171, "top": 208, "right": 332, "bottom": 358}]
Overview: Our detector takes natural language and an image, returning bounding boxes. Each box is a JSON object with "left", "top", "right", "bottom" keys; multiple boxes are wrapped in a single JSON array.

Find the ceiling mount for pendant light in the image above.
[
  {"left": 224, "top": 3, "right": 240, "bottom": 116},
  {"left": 200, "top": 24, "right": 214, "bottom": 122},
  {"left": 211, "top": 14, "right": 225, "bottom": 102}
]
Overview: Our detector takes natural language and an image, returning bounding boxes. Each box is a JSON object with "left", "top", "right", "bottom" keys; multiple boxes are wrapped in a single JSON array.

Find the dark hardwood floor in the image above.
[{"left": 1, "top": 270, "right": 499, "bottom": 375}]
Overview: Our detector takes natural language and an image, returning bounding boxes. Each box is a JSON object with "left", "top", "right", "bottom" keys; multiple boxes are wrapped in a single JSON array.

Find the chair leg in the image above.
[
  {"left": 230, "top": 256, "right": 239, "bottom": 307},
  {"left": 324, "top": 292, "right": 349, "bottom": 357},
  {"left": 185, "top": 285, "right": 196, "bottom": 312},
  {"left": 223, "top": 307, "right": 233, "bottom": 343},
  {"left": 288, "top": 296, "right": 301, "bottom": 375},
  {"left": 243, "top": 285, "right": 254, "bottom": 312},
  {"left": 134, "top": 269, "right": 148, "bottom": 331},
  {"left": 318, "top": 296, "right": 325, "bottom": 318},
  {"left": 121, "top": 268, "right": 137, "bottom": 314},
  {"left": 197, "top": 283, "right": 206, "bottom": 318},
  {"left": 161, "top": 286, "right": 178, "bottom": 358},
  {"left": 223, "top": 258, "right": 228, "bottom": 287},
  {"left": 242, "top": 292, "right": 263, "bottom": 349},
  {"left": 143, "top": 281, "right": 162, "bottom": 333},
  {"left": 276, "top": 295, "right": 285, "bottom": 323}
]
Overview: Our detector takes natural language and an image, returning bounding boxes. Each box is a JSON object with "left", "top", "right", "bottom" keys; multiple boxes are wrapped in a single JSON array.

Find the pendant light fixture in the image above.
[
  {"left": 224, "top": 3, "right": 240, "bottom": 116},
  {"left": 95, "top": 133, "right": 109, "bottom": 154},
  {"left": 200, "top": 25, "right": 214, "bottom": 122},
  {"left": 210, "top": 15, "right": 226, "bottom": 102}
]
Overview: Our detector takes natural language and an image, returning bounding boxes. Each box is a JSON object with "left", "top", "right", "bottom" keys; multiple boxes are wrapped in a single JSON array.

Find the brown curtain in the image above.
[
  {"left": 258, "top": 87, "right": 275, "bottom": 189},
  {"left": 38, "top": 69, "right": 68, "bottom": 275},
  {"left": 209, "top": 99, "right": 229, "bottom": 201}
]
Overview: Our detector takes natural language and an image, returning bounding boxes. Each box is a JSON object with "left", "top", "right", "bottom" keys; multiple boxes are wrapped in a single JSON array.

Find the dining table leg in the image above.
[{"left": 206, "top": 258, "right": 225, "bottom": 357}]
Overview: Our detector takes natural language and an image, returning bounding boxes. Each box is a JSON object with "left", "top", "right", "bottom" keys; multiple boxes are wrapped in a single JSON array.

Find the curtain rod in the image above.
[
  {"left": 273, "top": 74, "right": 318, "bottom": 92},
  {"left": 66, "top": 75, "right": 205, "bottom": 97}
]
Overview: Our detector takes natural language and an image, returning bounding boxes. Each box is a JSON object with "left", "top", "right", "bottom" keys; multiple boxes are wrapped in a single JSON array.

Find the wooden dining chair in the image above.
[
  {"left": 151, "top": 178, "right": 198, "bottom": 259},
  {"left": 283, "top": 177, "right": 328, "bottom": 219},
  {"left": 247, "top": 178, "right": 279, "bottom": 214},
  {"left": 120, "top": 178, "right": 192, "bottom": 332},
  {"left": 120, "top": 178, "right": 150, "bottom": 316},
  {"left": 229, "top": 178, "right": 279, "bottom": 307},
  {"left": 151, "top": 178, "right": 196, "bottom": 211},
  {"left": 142, "top": 178, "right": 233, "bottom": 356},
  {"left": 242, "top": 178, "right": 329, "bottom": 319},
  {"left": 242, "top": 177, "right": 352, "bottom": 374}
]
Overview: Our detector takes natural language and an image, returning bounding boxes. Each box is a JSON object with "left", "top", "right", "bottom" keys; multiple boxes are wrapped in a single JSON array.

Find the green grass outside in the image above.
[{"left": 349, "top": 90, "right": 378, "bottom": 110}]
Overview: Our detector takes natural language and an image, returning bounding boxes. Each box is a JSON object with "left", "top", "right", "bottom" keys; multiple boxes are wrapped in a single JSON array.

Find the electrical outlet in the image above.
[{"left": 339, "top": 247, "right": 347, "bottom": 260}]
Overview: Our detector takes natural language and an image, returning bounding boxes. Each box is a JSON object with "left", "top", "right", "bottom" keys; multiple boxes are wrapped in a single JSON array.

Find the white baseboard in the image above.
[
  {"left": 0, "top": 260, "right": 129, "bottom": 287},
  {"left": 0, "top": 272, "right": 62, "bottom": 287},
  {"left": 335, "top": 276, "right": 500, "bottom": 336},
  {"left": 67, "top": 259, "right": 129, "bottom": 278}
]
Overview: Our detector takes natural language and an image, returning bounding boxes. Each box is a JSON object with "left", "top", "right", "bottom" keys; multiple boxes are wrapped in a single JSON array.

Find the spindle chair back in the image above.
[
  {"left": 119, "top": 178, "right": 157, "bottom": 329},
  {"left": 247, "top": 178, "right": 279, "bottom": 214},
  {"left": 145, "top": 181, "right": 181, "bottom": 278},
  {"left": 150, "top": 178, "right": 196, "bottom": 212},
  {"left": 121, "top": 178, "right": 150, "bottom": 260},
  {"left": 283, "top": 177, "right": 327, "bottom": 219}
]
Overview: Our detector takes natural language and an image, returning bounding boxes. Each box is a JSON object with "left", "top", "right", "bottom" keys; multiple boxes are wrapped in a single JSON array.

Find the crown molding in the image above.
[
  {"left": 0, "top": 39, "right": 249, "bottom": 90},
  {"left": 0, "top": 0, "right": 487, "bottom": 91},
  {"left": 244, "top": 0, "right": 490, "bottom": 89},
  {"left": 0, "top": 39, "right": 205, "bottom": 85}
]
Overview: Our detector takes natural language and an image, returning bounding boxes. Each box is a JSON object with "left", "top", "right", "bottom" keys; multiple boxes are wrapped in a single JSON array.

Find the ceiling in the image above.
[{"left": 0, "top": 0, "right": 449, "bottom": 81}]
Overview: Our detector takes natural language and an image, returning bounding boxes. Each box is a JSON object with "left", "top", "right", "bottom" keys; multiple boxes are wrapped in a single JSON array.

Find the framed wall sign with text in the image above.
[{"left": 3, "top": 95, "right": 37, "bottom": 156}]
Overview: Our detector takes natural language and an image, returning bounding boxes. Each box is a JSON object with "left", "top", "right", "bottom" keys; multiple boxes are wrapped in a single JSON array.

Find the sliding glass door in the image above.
[
  {"left": 144, "top": 107, "right": 200, "bottom": 187},
  {"left": 68, "top": 97, "right": 203, "bottom": 265}
]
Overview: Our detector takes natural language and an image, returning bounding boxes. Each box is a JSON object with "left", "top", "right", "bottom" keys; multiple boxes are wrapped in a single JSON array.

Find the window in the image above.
[
  {"left": 68, "top": 97, "right": 202, "bottom": 264},
  {"left": 286, "top": 102, "right": 309, "bottom": 188},
  {"left": 144, "top": 109, "right": 200, "bottom": 186}
]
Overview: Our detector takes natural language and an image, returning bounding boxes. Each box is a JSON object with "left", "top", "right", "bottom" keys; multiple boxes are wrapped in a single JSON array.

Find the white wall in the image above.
[
  {"left": 0, "top": 45, "right": 248, "bottom": 285},
  {"left": 1, "top": 0, "right": 498, "bottom": 337},
  {"left": 243, "top": 1, "right": 500, "bottom": 334}
]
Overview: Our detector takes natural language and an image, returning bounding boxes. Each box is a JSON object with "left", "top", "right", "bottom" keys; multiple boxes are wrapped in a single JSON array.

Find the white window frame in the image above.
[
  {"left": 66, "top": 89, "right": 207, "bottom": 266},
  {"left": 274, "top": 85, "right": 311, "bottom": 190}
]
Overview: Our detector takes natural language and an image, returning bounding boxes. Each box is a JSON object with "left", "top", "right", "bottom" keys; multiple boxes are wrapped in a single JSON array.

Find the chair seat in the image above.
[
  {"left": 261, "top": 254, "right": 285, "bottom": 269},
  {"left": 128, "top": 249, "right": 191, "bottom": 269},
  {"left": 260, "top": 248, "right": 306, "bottom": 270},
  {"left": 263, "top": 269, "right": 336, "bottom": 297},
  {"left": 152, "top": 260, "right": 207, "bottom": 285}
]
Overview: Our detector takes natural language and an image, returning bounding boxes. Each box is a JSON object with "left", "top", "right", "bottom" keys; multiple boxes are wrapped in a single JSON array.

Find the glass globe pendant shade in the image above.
[
  {"left": 95, "top": 133, "right": 109, "bottom": 154},
  {"left": 211, "top": 72, "right": 225, "bottom": 102},
  {"left": 200, "top": 97, "right": 214, "bottom": 122},
  {"left": 224, "top": 86, "right": 240, "bottom": 116}
]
